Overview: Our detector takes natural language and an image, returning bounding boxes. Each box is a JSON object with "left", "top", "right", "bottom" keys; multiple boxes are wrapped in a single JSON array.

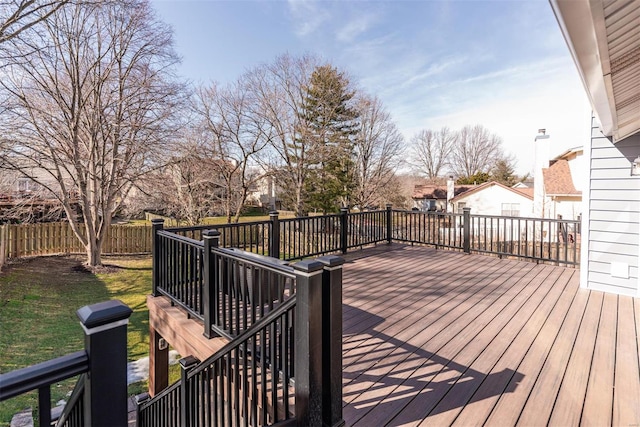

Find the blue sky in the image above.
[{"left": 151, "top": 0, "right": 592, "bottom": 175}]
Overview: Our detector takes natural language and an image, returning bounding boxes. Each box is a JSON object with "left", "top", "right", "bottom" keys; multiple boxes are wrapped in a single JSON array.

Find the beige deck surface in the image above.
[{"left": 340, "top": 244, "right": 640, "bottom": 427}]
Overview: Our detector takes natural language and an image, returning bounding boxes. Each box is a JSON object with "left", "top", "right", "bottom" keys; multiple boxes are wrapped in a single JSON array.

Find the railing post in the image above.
[
  {"left": 340, "top": 208, "right": 349, "bottom": 254},
  {"left": 202, "top": 229, "right": 220, "bottom": 338},
  {"left": 386, "top": 204, "right": 393, "bottom": 244},
  {"left": 463, "top": 207, "right": 471, "bottom": 254},
  {"left": 317, "top": 255, "right": 345, "bottom": 427},
  {"left": 151, "top": 218, "right": 164, "bottom": 297},
  {"left": 293, "top": 259, "right": 325, "bottom": 426},
  {"left": 135, "top": 392, "right": 149, "bottom": 427},
  {"left": 269, "top": 210, "right": 280, "bottom": 259},
  {"left": 38, "top": 385, "right": 51, "bottom": 427},
  {"left": 77, "top": 300, "right": 132, "bottom": 427},
  {"left": 179, "top": 356, "right": 199, "bottom": 427},
  {"left": 149, "top": 327, "right": 168, "bottom": 396}
]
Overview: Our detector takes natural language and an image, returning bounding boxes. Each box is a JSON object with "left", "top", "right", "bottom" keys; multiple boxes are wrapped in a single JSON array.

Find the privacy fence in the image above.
[{"left": 0, "top": 222, "right": 152, "bottom": 270}]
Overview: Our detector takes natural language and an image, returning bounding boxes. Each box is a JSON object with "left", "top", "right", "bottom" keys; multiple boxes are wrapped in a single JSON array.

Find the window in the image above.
[
  {"left": 457, "top": 202, "right": 466, "bottom": 213},
  {"left": 501, "top": 203, "right": 520, "bottom": 217},
  {"left": 17, "top": 178, "right": 33, "bottom": 193}
]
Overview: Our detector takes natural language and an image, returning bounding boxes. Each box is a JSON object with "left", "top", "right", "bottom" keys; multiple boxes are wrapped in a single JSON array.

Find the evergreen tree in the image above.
[
  {"left": 491, "top": 157, "right": 519, "bottom": 186},
  {"left": 299, "top": 65, "right": 359, "bottom": 213},
  {"left": 456, "top": 172, "right": 491, "bottom": 185}
]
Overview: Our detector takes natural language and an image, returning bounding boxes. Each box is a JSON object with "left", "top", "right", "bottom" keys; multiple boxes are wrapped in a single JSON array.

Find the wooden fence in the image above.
[
  {"left": 0, "top": 225, "right": 7, "bottom": 271},
  {"left": 0, "top": 222, "right": 152, "bottom": 268}
]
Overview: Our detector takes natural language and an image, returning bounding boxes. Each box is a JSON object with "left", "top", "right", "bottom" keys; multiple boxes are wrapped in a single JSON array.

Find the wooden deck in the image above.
[{"left": 340, "top": 244, "right": 640, "bottom": 426}]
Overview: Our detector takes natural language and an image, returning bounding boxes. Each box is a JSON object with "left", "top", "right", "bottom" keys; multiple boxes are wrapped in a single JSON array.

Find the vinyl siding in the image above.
[
  {"left": 452, "top": 184, "right": 533, "bottom": 217},
  {"left": 583, "top": 119, "right": 640, "bottom": 296}
]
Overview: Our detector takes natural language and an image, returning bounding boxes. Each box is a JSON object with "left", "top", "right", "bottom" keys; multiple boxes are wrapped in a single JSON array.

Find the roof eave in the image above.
[
  {"left": 549, "top": 0, "right": 616, "bottom": 137},
  {"left": 547, "top": 193, "right": 582, "bottom": 197}
]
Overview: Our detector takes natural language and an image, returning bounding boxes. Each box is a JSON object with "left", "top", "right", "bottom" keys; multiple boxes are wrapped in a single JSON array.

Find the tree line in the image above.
[
  {"left": 411, "top": 125, "right": 520, "bottom": 186},
  {"left": 0, "top": 0, "right": 519, "bottom": 266}
]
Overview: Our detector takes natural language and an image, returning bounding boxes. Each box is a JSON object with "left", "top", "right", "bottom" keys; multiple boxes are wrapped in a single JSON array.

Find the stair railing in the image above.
[
  {"left": 138, "top": 255, "right": 344, "bottom": 427},
  {"left": 0, "top": 300, "right": 132, "bottom": 427}
]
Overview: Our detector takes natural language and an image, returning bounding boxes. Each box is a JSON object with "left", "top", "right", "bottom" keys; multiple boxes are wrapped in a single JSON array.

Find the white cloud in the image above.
[
  {"left": 400, "top": 56, "right": 468, "bottom": 88},
  {"left": 336, "top": 13, "right": 378, "bottom": 43},
  {"left": 393, "top": 63, "right": 592, "bottom": 175},
  {"left": 287, "top": 0, "right": 330, "bottom": 37}
]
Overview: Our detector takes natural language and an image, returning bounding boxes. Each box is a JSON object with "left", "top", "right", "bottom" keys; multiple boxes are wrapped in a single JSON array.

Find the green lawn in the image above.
[{"left": 0, "top": 255, "right": 156, "bottom": 426}]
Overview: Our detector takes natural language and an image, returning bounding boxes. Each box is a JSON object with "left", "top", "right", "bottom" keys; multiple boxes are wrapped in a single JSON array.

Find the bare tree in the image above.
[
  {"left": 0, "top": 0, "right": 68, "bottom": 45},
  {"left": 246, "top": 53, "right": 321, "bottom": 217},
  {"left": 450, "top": 124, "right": 504, "bottom": 179},
  {"left": 139, "top": 126, "right": 223, "bottom": 226},
  {"left": 194, "top": 79, "right": 270, "bottom": 223},
  {"left": 0, "top": 0, "right": 182, "bottom": 265},
  {"left": 412, "top": 127, "right": 455, "bottom": 180},
  {"left": 352, "top": 94, "right": 404, "bottom": 209}
]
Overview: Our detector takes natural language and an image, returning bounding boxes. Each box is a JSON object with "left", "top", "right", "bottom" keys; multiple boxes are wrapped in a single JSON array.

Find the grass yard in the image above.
[{"left": 0, "top": 255, "right": 156, "bottom": 426}]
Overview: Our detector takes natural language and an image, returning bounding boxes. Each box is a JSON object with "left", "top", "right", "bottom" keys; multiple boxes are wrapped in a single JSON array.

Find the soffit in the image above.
[
  {"left": 604, "top": 0, "right": 640, "bottom": 140},
  {"left": 550, "top": 0, "right": 640, "bottom": 142}
]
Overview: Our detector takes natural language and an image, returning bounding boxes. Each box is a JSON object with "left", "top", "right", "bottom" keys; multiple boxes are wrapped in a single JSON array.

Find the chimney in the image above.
[
  {"left": 446, "top": 176, "right": 455, "bottom": 212},
  {"left": 533, "top": 129, "right": 550, "bottom": 218},
  {"left": 534, "top": 128, "right": 550, "bottom": 168}
]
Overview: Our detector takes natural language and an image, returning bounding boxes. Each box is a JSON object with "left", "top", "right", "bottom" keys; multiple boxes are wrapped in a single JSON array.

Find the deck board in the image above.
[
  {"left": 359, "top": 262, "right": 540, "bottom": 426},
  {"left": 613, "top": 296, "right": 640, "bottom": 426},
  {"left": 546, "top": 291, "right": 602, "bottom": 426},
  {"left": 420, "top": 265, "right": 561, "bottom": 426},
  {"left": 450, "top": 267, "right": 570, "bottom": 427},
  {"left": 343, "top": 257, "right": 523, "bottom": 421},
  {"left": 581, "top": 293, "right": 617, "bottom": 426},
  {"left": 340, "top": 244, "right": 639, "bottom": 426}
]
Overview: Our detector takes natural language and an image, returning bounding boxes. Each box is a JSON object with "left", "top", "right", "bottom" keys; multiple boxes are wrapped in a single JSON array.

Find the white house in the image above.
[
  {"left": 450, "top": 181, "right": 534, "bottom": 217},
  {"left": 551, "top": 0, "right": 640, "bottom": 296},
  {"left": 533, "top": 135, "right": 584, "bottom": 221}
]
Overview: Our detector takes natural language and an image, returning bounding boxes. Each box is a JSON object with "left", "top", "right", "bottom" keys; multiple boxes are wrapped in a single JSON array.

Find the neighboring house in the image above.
[
  {"left": 248, "top": 173, "right": 280, "bottom": 211},
  {"left": 513, "top": 179, "right": 534, "bottom": 189},
  {"left": 552, "top": 0, "right": 640, "bottom": 296},
  {"left": 412, "top": 180, "right": 477, "bottom": 212},
  {"left": 0, "top": 169, "right": 76, "bottom": 223},
  {"left": 450, "top": 181, "right": 534, "bottom": 216},
  {"left": 533, "top": 138, "right": 584, "bottom": 221}
]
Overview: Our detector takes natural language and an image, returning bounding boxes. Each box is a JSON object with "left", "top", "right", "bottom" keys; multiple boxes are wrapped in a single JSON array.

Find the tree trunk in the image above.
[
  {"left": 295, "top": 181, "right": 305, "bottom": 217},
  {"left": 85, "top": 240, "right": 102, "bottom": 267}
]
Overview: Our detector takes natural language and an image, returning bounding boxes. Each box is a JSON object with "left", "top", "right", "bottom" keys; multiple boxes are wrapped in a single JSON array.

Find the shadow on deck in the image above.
[{"left": 338, "top": 244, "right": 640, "bottom": 426}]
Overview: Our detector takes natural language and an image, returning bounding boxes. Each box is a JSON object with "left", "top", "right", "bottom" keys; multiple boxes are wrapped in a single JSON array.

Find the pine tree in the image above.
[{"left": 299, "top": 65, "right": 359, "bottom": 213}]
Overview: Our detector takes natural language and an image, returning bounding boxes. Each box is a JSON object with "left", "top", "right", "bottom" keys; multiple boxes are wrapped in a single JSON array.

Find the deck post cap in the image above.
[
  {"left": 77, "top": 300, "right": 132, "bottom": 329},
  {"left": 316, "top": 255, "right": 345, "bottom": 268},
  {"left": 292, "top": 259, "right": 324, "bottom": 274},
  {"left": 202, "top": 229, "right": 220, "bottom": 238}
]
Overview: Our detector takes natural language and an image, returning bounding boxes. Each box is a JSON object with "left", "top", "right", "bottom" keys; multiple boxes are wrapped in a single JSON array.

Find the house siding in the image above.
[
  {"left": 452, "top": 184, "right": 533, "bottom": 217},
  {"left": 582, "top": 119, "right": 640, "bottom": 296}
]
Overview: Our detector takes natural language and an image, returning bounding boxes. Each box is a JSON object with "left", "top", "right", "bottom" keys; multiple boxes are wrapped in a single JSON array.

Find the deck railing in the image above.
[
  {"left": 391, "top": 210, "right": 465, "bottom": 249},
  {"left": 279, "top": 213, "right": 342, "bottom": 260},
  {"left": 469, "top": 214, "right": 580, "bottom": 265},
  {"left": 155, "top": 205, "right": 579, "bottom": 268},
  {"left": 153, "top": 227, "right": 297, "bottom": 339},
  {"left": 139, "top": 297, "right": 296, "bottom": 427},
  {"left": 0, "top": 300, "right": 132, "bottom": 427},
  {"left": 140, "top": 255, "right": 345, "bottom": 427},
  {"left": 155, "top": 230, "right": 204, "bottom": 321},
  {"left": 165, "top": 221, "right": 271, "bottom": 255}
]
